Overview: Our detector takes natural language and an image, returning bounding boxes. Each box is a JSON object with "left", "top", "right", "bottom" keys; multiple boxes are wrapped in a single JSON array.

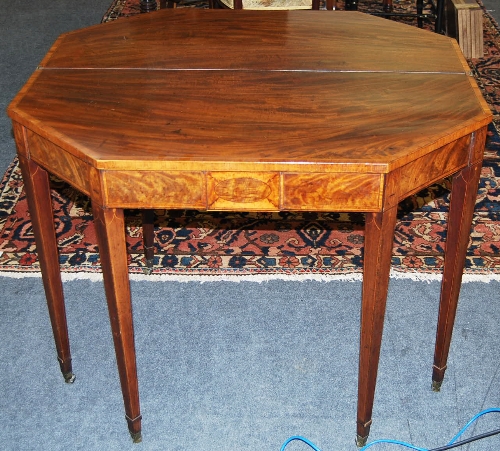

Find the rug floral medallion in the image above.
[{"left": 2, "top": 0, "right": 500, "bottom": 281}]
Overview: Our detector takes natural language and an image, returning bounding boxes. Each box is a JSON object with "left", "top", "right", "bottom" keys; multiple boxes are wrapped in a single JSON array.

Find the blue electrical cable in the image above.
[
  {"left": 280, "top": 436, "right": 324, "bottom": 451},
  {"left": 280, "top": 408, "right": 500, "bottom": 451},
  {"left": 446, "top": 407, "right": 500, "bottom": 445},
  {"left": 360, "top": 439, "right": 428, "bottom": 450}
]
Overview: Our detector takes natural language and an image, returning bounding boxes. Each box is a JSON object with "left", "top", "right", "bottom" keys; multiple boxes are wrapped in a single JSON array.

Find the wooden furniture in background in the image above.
[
  {"left": 445, "top": 0, "right": 484, "bottom": 58},
  {"left": 162, "top": 0, "right": 333, "bottom": 13},
  {"left": 345, "top": 0, "right": 445, "bottom": 32},
  {"left": 212, "top": 0, "right": 328, "bottom": 11},
  {"left": 8, "top": 9, "right": 491, "bottom": 446}
]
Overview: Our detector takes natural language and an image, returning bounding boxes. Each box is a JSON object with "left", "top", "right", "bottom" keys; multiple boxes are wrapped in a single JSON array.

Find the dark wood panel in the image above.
[{"left": 43, "top": 10, "right": 466, "bottom": 74}]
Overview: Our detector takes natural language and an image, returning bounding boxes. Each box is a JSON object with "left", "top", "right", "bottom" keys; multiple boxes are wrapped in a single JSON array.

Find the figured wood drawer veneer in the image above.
[
  {"left": 26, "top": 130, "right": 92, "bottom": 197},
  {"left": 283, "top": 173, "right": 383, "bottom": 212},
  {"left": 395, "top": 134, "right": 471, "bottom": 201},
  {"left": 102, "top": 170, "right": 206, "bottom": 209}
]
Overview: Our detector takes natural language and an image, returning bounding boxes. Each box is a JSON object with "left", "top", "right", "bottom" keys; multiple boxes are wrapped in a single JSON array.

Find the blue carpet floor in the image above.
[{"left": 3, "top": 277, "right": 500, "bottom": 450}]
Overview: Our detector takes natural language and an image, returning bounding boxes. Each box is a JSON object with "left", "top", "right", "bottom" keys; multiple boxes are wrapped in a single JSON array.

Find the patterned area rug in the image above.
[{"left": 2, "top": 1, "right": 500, "bottom": 281}]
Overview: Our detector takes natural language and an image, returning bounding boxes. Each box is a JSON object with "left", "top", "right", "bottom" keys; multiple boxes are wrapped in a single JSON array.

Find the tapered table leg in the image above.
[
  {"left": 383, "top": 0, "right": 393, "bottom": 13},
  {"left": 141, "top": 210, "right": 155, "bottom": 274},
  {"left": 140, "top": 0, "right": 158, "bottom": 12},
  {"left": 417, "top": 0, "right": 423, "bottom": 28},
  {"left": 356, "top": 206, "right": 398, "bottom": 447},
  {"left": 92, "top": 203, "right": 142, "bottom": 443},
  {"left": 18, "top": 154, "right": 75, "bottom": 384},
  {"left": 435, "top": 0, "right": 445, "bottom": 34},
  {"left": 344, "top": 0, "right": 358, "bottom": 10},
  {"left": 432, "top": 128, "right": 487, "bottom": 391}
]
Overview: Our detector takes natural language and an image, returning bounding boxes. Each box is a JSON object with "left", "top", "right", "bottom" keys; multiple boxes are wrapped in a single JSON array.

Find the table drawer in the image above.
[
  {"left": 282, "top": 173, "right": 383, "bottom": 212},
  {"left": 102, "top": 170, "right": 206, "bottom": 209}
]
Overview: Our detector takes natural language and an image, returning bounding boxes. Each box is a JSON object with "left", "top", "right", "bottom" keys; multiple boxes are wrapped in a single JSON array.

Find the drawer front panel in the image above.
[
  {"left": 103, "top": 170, "right": 206, "bottom": 209},
  {"left": 283, "top": 173, "right": 382, "bottom": 212}
]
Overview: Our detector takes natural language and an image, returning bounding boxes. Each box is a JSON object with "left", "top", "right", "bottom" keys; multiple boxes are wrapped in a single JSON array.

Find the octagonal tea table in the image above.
[{"left": 7, "top": 9, "right": 492, "bottom": 446}]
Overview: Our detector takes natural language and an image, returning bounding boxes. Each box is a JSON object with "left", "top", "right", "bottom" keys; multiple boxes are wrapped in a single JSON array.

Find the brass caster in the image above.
[
  {"left": 130, "top": 431, "right": 142, "bottom": 443},
  {"left": 431, "top": 380, "right": 442, "bottom": 392},
  {"left": 63, "top": 372, "right": 76, "bottom": 384},
  {"left": 356, "top": 434, "right": 368, "bottom": 448}
]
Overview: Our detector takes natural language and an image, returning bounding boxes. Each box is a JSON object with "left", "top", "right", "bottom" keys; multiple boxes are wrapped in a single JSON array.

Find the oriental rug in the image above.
[{"left": 1, "top": 1, "right": 500, "bottom": 281}]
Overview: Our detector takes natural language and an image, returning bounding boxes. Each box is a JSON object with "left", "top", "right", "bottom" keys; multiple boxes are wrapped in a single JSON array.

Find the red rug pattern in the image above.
[{"left": 2, "top": 1, "right": 500, "bottom": 278}]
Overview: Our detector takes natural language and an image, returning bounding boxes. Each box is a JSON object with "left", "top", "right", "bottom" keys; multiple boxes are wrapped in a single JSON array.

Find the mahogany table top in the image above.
[{"left": 9, "top": 9, "right": 491, "bottom": 176}]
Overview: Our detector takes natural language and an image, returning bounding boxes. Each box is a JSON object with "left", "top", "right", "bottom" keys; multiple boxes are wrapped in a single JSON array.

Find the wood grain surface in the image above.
[
  {"left": 42, "top": 10, "right": 466, "bottom": 73},
  {"left": 12, "top": 70, "right": 489, "bottom": 171}
]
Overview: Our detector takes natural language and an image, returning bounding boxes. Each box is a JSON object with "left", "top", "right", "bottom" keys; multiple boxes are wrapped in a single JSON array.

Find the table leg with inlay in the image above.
[
  {"left": 92, "top": 203, "right": 143, "bottom": 443},
  {"left": 432, "top": 127, "right": 487, "bottom": 391},
  {"left": 356, "top": 207, "right": 399, "bottom": 445},
  {"left": 141, "top": 210, "right": 156, "bottom": 274},
  {"left": 15, "top": 125, "right": 75, "bottom": 385}
]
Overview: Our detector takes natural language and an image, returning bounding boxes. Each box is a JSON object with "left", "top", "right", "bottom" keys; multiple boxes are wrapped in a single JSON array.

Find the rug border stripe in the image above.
[{"left": 1, "top": 270, "right": 499, "bottom": 283}]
